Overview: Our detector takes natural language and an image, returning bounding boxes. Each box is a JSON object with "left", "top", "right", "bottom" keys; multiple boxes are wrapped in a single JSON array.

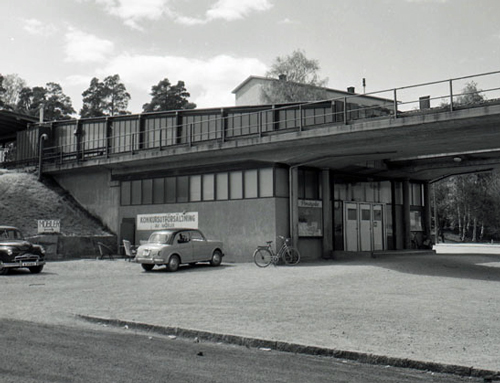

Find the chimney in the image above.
[
  {"left": 347, "top": 86, "right": 355, "bottom": 94},
  {"left": 278, "top": 74, "right": 287, "bottom": 81}
]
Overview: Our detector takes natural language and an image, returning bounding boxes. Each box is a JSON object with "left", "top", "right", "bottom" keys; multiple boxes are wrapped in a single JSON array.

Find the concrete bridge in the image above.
[{"left": 7, "top": 70, "right": 500, "bottom": 261}]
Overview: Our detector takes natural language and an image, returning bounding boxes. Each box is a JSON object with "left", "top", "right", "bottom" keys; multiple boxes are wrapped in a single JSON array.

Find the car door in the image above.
[
  {"left": 173, "top": 231, "right": 194, "bottom": 263},
  {"left": 190, "top": 230, "right": 211, "bottom": 262}
]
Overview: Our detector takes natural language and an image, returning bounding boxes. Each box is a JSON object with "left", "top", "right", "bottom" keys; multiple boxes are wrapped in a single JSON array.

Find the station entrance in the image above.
[{"left": 344, "top": 202, "right": 385, "bottom": 252}]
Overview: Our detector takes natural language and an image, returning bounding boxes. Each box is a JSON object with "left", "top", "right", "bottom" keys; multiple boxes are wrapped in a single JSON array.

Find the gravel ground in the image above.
[{"left": 2, "top": 252, "right": 500, "bottom": 374}]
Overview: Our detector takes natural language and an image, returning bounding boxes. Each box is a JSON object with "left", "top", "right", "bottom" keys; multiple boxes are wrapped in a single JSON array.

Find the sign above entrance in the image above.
[{"left": 137, "top": 212, "right": 198, "bottom": 231}]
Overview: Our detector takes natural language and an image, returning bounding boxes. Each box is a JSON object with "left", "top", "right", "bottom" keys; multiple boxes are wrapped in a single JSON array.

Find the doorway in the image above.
[{"left": 344, "top": 202, "right": 385, "bottom": 251}]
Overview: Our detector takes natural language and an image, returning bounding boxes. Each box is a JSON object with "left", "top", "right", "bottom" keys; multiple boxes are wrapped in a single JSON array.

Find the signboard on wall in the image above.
[
  {"left": 137, "top": 212, "right": 198, "bottom": 231},
  {"left": 298, "top": 200, "right": 323, "bottom": 237},
  {"left": 37, "top": 219, "right": 61, "bottom": 234}
]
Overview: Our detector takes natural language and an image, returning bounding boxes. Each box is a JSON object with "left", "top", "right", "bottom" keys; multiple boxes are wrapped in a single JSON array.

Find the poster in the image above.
[
  {"left": 137, "top": 212, "right": 198, "bottom": 231},
  {"left": 298, "top": 200, "right": 323, "bottom": 237}
]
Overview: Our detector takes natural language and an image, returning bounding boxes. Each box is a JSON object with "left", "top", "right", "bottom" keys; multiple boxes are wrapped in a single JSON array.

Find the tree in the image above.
[
  {"left": 0, "top": 74, "right": 6, "bottom": 109},
  {"left": 1, "top": 74, "right": 27, "bottom": 109},
  {"left": 142, "top": 78, "right": 196, "bottom": 112},
  {"left": 103, "top": 74, "right": 131, "bottom": 116},
  {"left": 261, "top": 50, "right": 328, "bottom": 104},
  {"left": 80, "top": 75, "right": 130, "bottom": 117},
  {"left": 15, "top": 83, "right": 75, "bottom": 120},
  {"left": 455, "top": 81, "right": 485, "bottom": 106}
]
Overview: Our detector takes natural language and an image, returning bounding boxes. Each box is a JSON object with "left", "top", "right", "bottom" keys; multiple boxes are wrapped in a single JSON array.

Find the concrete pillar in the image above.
[
  {"left": 322, "top": 169, "right": 333, "bottom": 259},
  {"left": 423, "top": 182, "right": 432, "bottom": 242},
  {"left": 289, "top": 167, "right": 299, "bottom": 248},
  {"left": 403, "top": 179, "right": 411, "bottom": 249}
]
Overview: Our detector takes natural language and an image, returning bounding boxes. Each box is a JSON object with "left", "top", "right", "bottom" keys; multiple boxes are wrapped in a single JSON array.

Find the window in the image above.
[
  {"left": 165, "top": 177, "right": 176, "bottom": 203},
  {"left": 216, "top": 172, "right": 228, "bottom": 200},
  {"left": 153, "top": 178, "right": 164, "bottom": 204},
  {"left": 190, "top": 175, "right": 202, "bottom": 201},
  {"left": 121, "top": 181, "right": 131, "bottom": 205},
  {"left": 259, "top": 168, "right": 273, "bottom": 197},
  {"left": 203, "top": 174, "right": 215, "bottom": 201},
  {"left": 244, "top": 170, "right": 258, "bottom": 198},
  {"left": 275, "top": 168, "right": 289, "bottom": 197},
  {"left": 229, "top": 171, "right": 243, "bottom": 199},
  {"left": 131, "top": 180, "right": 142, "bottom": 205},
  {"left": 177, "top": 176, "right": 189, "bottom": 203},
  {"left": 142, "top": 179, "right": 153, "bottom": 205}
]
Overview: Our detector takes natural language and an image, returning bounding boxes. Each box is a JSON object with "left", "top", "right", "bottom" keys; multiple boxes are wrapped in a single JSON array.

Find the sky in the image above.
[{"left": 1, "top": 0, "right": 500, "bottom": 115}]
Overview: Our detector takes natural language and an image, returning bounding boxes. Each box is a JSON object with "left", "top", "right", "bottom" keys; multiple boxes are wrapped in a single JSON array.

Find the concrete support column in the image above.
[
  {"left": 289, "top": 167, "right": 299, "bottom": 248},
  {"left": 322, "top": 169, "right": 333, "bottom": 259},
  {"left": 403, "top": 179, "right": 411, "bottom": 249},
  {"left": 423, "top": 182, "right": 432, "bottom": 242}
]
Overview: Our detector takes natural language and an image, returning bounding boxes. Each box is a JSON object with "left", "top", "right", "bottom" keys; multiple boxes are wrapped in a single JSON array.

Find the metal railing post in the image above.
[
  {"left": 343, "top": 97, "right": 348, "bottom": 124},
  {"left": 299, "top": 104, "right": 303, "bottom": 131},
  {"left": 159, "top": 129, "right": 163, "bottom": 151},
  {"left": 131, "top": 133, "right": 134, "bottom": 155},
  {"left": 449, "top": 79, "right": 454, "bottom": 112},
  {"left": 393, "top": 89, "right": 398, "bottom": 118}
]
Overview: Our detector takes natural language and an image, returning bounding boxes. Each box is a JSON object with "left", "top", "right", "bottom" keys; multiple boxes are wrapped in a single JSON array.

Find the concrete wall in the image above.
[
  {"left": 53, "top": 169, "right": 120, "bottom": 234},
  {"left": 119, "top": 197, "right": 290, "bottom": 263}
]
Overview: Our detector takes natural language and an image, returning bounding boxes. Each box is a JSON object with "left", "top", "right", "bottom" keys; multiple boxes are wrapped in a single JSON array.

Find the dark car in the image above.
[
  {"left": 135, "top": 228, "right": 224, "bottom": 272},
  {"left": 0, "top": 226, "right": 46, "bottom": 275}
]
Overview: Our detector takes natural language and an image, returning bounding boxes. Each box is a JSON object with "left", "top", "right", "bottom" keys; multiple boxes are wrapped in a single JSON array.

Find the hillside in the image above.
[{"left": 0, "top": 169, "right": 111, "bottom": 237}]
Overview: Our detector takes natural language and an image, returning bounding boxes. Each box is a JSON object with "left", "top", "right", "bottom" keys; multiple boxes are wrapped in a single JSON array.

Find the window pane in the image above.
[
  {"left": 244, "top": 170, "right": 258, "bottom": 198},
  {"left": 305, "top": 170, "right": 318, "bottom": 199},
  {"left": 153, "top": 178, "right": 164, "bottom": 204},
  {"left": 190, "top": 175, "right": 202, "bottom": 201},
  {"left": 121, "top": 181, "right": 131, "bottom": 206},
  {"left": 142, "top": 179, "right": 153, "bottom": 204},
  {"left": 203, "top": 174, "right": 215, "bottom": 201},
  {"left": 216, "top": 172, "right": 228, "bottom": 200},
  {"left": 131, "top": 180, "right": 142, "bottom": 205},
  {"left": 275, "top": 168, "right": 288, "bottom": 197},
  {"left": 165, "top": 177, "right": 176, "bottom": 203},
  {"left": 230, "top": 171, "right": 243, "bottom": 199},
  {"left": 259, "top": 168, "right": 273, "bottom": 197},
  {"left": 177, "top": 176, "right": 189, "bottom": 202}
]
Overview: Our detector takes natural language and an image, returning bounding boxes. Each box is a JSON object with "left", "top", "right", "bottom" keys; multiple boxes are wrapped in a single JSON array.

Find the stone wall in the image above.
[{"left": 28, "top": 235, "right": 117, "bottom": 260}]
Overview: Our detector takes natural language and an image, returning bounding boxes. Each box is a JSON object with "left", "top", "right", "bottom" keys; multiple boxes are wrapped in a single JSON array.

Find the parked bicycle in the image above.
[{"left": 253, "top": 236, "right": 300, "bottom": 267}]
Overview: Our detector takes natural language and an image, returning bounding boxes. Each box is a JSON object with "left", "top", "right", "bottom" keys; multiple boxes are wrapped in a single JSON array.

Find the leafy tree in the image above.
[
  {"left": 15, "top": 84, "right": 75, "bottom": 120},
  {"left": 455, "top": 81, "right": 485, "bottom": 106},
  {"left": 80, "top": 75, "right": 130, "bottom": 117},
  {"left": 261, "top": 50, "right": 328, "bottom": 104},
  {"left": 0, "top": 74, "right": 6, "bottom": 109},
  {"left": 143, "top": 78, "right": 196, "bottom": 112},
  {"left": 1, "top": 74, "right": 27, "bottom": 109},
  {"left": 103, "top": 74, "right": 131, "bottom": 116},
  {"left": 80, "top": 78, "right": 106, "bottom": 118}
]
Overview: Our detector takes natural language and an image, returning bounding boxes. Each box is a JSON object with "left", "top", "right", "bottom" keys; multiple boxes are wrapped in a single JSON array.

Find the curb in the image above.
[{"left": 77, "top": 314, "right": 499, "bottom": 380}]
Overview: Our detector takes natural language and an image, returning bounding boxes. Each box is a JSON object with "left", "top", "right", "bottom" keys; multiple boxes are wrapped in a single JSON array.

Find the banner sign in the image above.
[
  {"left": 37, "top": 219, "right": 61, "bottom": 234},
  {"left": 137, "top": 212, "right": 198, "bottom": 231}
]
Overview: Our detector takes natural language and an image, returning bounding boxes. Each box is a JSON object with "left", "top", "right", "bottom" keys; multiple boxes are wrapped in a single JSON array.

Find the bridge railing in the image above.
[{"left": 10, "top": 70, "right": 500, "bottom": 167}]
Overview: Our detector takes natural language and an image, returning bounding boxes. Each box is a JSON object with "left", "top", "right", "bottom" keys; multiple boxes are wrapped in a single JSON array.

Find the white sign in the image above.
[
  {"left": 37, "top": 219, "right": 61, "bottom": 234},
  {"left": 137, "top": 212, "right": 198, "bottom": 231}
]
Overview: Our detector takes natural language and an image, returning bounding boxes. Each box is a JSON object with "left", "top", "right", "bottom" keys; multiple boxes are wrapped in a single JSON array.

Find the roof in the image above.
[
  {"left": 0, "top": 110, "right": 37, "bottom": 142},
  {"left": 232, "top": 75, "right": 392, "bottom": 103}
]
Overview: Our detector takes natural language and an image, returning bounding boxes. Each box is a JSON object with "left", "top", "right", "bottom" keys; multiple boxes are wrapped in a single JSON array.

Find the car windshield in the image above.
[
  {"left": 148, "top": 233, "right": 171, "bottom": 244},
  {"left": 0, "top": 228, "right": 23, "bottom": 241}
]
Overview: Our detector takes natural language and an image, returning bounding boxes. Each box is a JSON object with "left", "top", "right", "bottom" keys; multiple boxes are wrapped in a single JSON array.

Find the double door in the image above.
[{"left": 345, "top": 202, "right": 385, "bottom": 252}]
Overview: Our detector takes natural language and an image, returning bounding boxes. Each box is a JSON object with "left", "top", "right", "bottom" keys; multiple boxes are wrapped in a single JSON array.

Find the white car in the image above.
[{"left": 135, "top": 228, "right": 224, "bottom": 272}]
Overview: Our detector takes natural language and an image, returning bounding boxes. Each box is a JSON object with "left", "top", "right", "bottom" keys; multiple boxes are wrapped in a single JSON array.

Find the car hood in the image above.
[{"left": 0, "top": 240, "right": 32, "bottom": 250}]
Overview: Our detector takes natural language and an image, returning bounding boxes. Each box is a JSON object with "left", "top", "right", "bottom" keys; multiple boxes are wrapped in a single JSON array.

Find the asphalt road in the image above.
[{"left": 1, "top": 319, "right": 484, "bottom": 383}]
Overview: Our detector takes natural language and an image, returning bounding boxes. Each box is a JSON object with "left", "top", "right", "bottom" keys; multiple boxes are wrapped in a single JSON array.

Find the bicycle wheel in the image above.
[
  {"left": 253, "top": 248, "right": 273, "bottom": 267},
  {"left": 283, "top": 247, "right": 300, "bottom": 265}
]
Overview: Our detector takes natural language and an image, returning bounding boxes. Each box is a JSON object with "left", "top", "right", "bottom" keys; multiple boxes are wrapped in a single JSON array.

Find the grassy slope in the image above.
[{"left": 0, "top": 169, "right": 110, "bottom": 237}]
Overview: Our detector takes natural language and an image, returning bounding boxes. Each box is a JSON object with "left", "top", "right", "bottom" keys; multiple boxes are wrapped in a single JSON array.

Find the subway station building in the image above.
[{"left": 5, "top": 73, "right": 500, "bottom": 262}]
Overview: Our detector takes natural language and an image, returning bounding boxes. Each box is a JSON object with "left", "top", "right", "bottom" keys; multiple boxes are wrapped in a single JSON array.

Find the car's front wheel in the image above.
[
  {"left": 167, "top": 255, "right": 180, "bottom": 272},
  {"left": 0, "top": 266, "right": 9, "bottom": 275},
  {"left": 141, "top": 264, "right": 154, "bottom": 272},
  {"left": 210, "top": 250, "right": 222, "bottom": 267},
  {"left": 28, "top": 265, "right": 44, "bottom": 274}
]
